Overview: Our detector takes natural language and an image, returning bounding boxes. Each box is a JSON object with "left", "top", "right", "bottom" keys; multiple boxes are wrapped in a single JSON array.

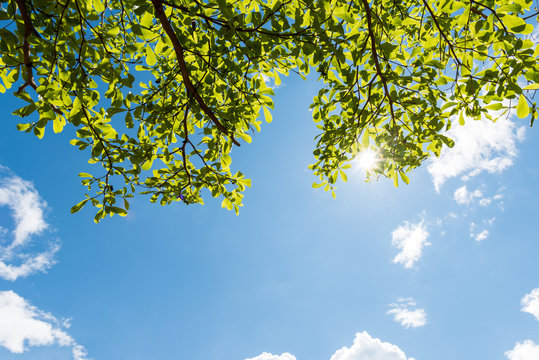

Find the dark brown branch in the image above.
[
  {"left": 180, "top": 108, "right": 192, "bottom": 187},
  {"left": 470, "top": 0, "right": 508, "bottom": 33},
  {"left": 14, "top": 0, "right": 40, "bottom": 93},
  {"left": 150, "top": 0, "right": 240, "bottom": 146},
  {"left": 422, "top": 0, "right": 463, "bottom": 68},
  {"left": 361, "top": 0, "right": 396, "bottom": 127}
]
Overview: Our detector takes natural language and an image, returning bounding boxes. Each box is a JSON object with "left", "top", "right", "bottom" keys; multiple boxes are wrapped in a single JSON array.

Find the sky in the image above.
[{"left": 0, "top": 62, "right": 538, "bottom": 360}]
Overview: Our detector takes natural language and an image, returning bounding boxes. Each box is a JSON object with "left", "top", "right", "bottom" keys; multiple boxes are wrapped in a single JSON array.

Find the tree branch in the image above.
[
  {"left": 422, "top": 0, "right": 464, "bottom": 68},
  {"left": 361, "top": 0, "right": 396, "bottom": 127},
  {"left": 14, "top": 0, "right": 40, "bottom": 93},
  {"left": 150, "top": 0, "right": 240, "bottom": 146}
]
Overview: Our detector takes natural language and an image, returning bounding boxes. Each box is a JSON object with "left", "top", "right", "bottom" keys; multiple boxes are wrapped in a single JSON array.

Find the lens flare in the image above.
[{"left": 355, "top": 148, "right": 379, "bottom": 171}]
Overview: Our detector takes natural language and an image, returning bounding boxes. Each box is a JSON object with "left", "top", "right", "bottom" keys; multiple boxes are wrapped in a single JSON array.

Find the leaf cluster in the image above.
[{"left": 0, "top": 0, "right": 538, "bottom": 220}]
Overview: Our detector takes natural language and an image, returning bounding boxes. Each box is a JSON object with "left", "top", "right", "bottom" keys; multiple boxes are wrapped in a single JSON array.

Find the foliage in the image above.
[{"left": 0, "top": 0, "right": 538, "bottom": 221}]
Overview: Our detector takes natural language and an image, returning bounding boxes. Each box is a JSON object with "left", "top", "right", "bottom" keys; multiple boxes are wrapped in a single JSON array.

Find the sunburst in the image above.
[{"left": 355, "top": 148, "right": 380, "bottom": 172}]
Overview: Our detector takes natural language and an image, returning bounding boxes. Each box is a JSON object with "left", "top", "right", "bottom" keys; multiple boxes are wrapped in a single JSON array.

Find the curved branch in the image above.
[
  {"left": 14, "top": 0, "right": 40, "bottom": 93},
  {"left": 360, "top": 0, "right": 396, "bottom": 127},
  {"left": 150, "top": 0, "right": 240, "bottom": 146}
]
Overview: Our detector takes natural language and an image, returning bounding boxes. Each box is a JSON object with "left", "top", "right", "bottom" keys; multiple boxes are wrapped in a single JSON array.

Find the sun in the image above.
[{"left": 355, "top": 148, "right": 379, "bottom": 171}]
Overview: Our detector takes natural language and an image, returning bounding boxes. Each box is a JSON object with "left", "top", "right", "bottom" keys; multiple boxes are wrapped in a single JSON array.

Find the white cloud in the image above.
[
  {"left": 480, "top": 193, "right": 503, "bottom": 207},
  {"left": 0, "top": 291, "right": 87, "bottom": 360},
  {"left": 330, "top": 331, "right": 414, "bottom": 360},
  {"left": 246, "top": 353, "right": 296, "bottom": 360},
  {"left": 479, "top": 198, "right": 492, "bottom": 206},
  {"left": 521, "top": 288, "right": 539, "bottom": 321},
  {"left": 391, "top": 220, "right": 430, "bottom": 269},
  {"left": 469, "top": 222, "right": 489, "bottom": 242},
  {"left": 505, "top": 340, "right": 539, "bottom": 360},
  {"left": 248, "top": 332, "right": 415, "bottom": 360},
  {"left": 454, "top": 186, "right": 482, "bottom": 205},
  {"left": 0, "top": 175, "right": 48, "bottom": 247},
  {"left": 386, "top": 298, "right": 427, "bottom": 329},
  {"left": 0, "top": 244, "right": 59, "bottom": 281},
  {"left": 427, "top": 115, "right": 525, "bottom": 191},
  {"left": 0, "top": 172, "right": 58, "bottom": 281},
  {"left": 474, "top": 230, "right": 489, "bottom": 242}
]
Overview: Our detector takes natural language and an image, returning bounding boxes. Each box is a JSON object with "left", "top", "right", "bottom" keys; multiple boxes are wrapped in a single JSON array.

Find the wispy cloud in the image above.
[
  {"left": 505, "top": 340, "right": 539, "bottom": 360},
  {"left": 391, "top": 220, "right": 430, "bottom": 269},
  {"left": 427, "top": 115, "right": 525, "bottom": 192},
  {"left": 0, "top": 174, "right": 48, "bottom": 247},
  {"left": 0, "top": 291, "right": 87, "bottom": 360},
  {"left": 521, "top": 288, "right": 539, "bottom": 321},
  {"left": 479, "top": 192, "right": 504, "bottom": 208},
  {"left": 330, "top": 331, "right": 414, "bottom": 360},
  {"left": 0, "top": 171, "right": 58, "bottom": 281},
  {"left": 479, "top": 198, "right": 491, "bottom": 206},
  {"left": 387, "top": 298, "right": 427, "bottom": 329}
]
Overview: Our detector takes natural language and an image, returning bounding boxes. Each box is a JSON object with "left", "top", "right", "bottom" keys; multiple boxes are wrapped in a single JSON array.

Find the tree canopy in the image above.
[{"left": 1, "top": 0, "right": 538, "bottom": 221}]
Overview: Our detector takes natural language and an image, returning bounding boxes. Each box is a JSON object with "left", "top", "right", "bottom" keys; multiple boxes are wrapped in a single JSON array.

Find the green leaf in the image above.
[
  {"left": 33, "top": 125, "right": 44, "bottom": 139},
  {"left": 93, "top": 0, "right": 105, "bottom": 12},
  {"left": 334, "top": 9, "right": 354, "bottom": 23},
  {"left": 501, "top": 14, "right": 527, "bottom": 33},
  {"left": 263, "top": 106, "right": 272, "bottom": 123},
  {"left": 71, "top": 199, "right": 89, "bottom": 214},
  {"left": 399, "top": 171, "right": 410, "bottom": 185},
  {"left": 17, "top": 123, "right": 32, "bottom": 131},
  {"left": 141, "top": 158, "right": 154, "bottom": 170},
  {"left": 522, "top": 84, "right": 539, "bottom": 90},
  {"left": 222, "top": 154, "right": 232, "bottom": 168},
  {"left": 485, "top": 103, "right": 503, "bottom": 111},
  {"left": 457, "top": 8, "right": 470, "bottom": 27},
  {"left": 517, "top": 94, "right": 530, "bottom": 118},
  {"left": 499, "top": 4, "right": 522, "bottom": 13},
  {"left": 146, "top": 48, "right": 157, "bottom": 66},
  {"left": 458, "top": 111, "right": 465, "bottom": 125},
  {"left": 53, "top": 118, "right": 66, "bottom": 133},
  {"left": 339, "top": 169, "right": 347, "bottom": 182},
  {"left": 94, "top": 209, "right": 105, "bottom": 223},
  {"left": 110, "top": 206, "right": 128, "bottom": 216},
  {"left": 141, "top": 11, "right": 153, "bottom": 28},
  {"left": 70, "top": 97, "right": 82, "bottom": 118}
]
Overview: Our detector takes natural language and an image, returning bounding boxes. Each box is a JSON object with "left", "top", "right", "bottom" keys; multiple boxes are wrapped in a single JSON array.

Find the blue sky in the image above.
[{"left": 0, "top": 67, "right": 538, "bottom": 360}]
